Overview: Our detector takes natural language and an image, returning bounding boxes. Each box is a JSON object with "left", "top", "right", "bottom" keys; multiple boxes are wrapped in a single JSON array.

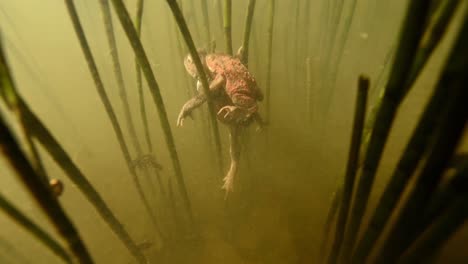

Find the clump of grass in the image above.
[{"left": 0, "top": 193, "right": 71, "bottom": 263}]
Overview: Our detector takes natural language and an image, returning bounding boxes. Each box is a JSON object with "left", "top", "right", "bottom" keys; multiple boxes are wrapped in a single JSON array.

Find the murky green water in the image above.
[{"left": 0, "top": 0, "right": 467, "bottom": 263}]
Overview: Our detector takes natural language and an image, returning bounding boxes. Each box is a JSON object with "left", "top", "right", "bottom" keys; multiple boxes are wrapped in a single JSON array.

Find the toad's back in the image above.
[{"left": 205, "top": 54, "right": 261, "bottom": 101}]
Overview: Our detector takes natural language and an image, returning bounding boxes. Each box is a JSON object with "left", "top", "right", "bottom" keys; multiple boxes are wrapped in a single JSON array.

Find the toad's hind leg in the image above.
[{"left": 222, "top": 125, "right": 241, "bottom": 198}]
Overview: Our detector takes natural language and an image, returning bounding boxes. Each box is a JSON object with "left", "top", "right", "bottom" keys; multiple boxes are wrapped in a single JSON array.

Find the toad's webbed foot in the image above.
[
  {"left": 217, "top": 105, "right": 242, "bottom": 120},
  {"left": 221, "top": 174, "right": 234, "bottom": 199},
  {"left": 176, "top": 109, "right": 194, "bottom": 127}
]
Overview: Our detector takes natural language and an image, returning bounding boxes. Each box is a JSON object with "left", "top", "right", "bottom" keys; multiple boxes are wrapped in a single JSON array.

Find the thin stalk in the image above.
[
  {"left": 64, "top": 0, "right": 162, "bottom": 240},
  {"left": 342, "top": 1, "right": 431, "bottom": 260},
  {"left": 216, "top": 0, "right": 224, "bottom": 34},
  {"left": 0, "top": 118, "right": 93, "bottom": 264},
  {"left": 165, "top": 0, "right": 224, "bottom": 173},
  {"left": 265, "top": 0, "right": 275, "bottom": 124},
  {"left": 110, "top": 0, "right": 195, "bottom": 225},
  {"left": 201, "top": 0, "right": 212, "bottom": 48},
  {"left": 399, "top": 194, "right": 468, "bottom": 264},
  {"left": 0, "top": 36, "right": 146, "bottom": 263},
  {"left": 99, "top": 0, "right": 142, "bottom": 156},
  {"left": 327, "top": 76, "right": 369, "bottom": 264},
  {"left": 99, "top": 0, "right": 163, "bottom": 228},
  {"left": 134, "top": 0, "right": 153, "bottom": 153},
  {"left": 0, "top": 193, "right": 71, "bottom": 263},
  {"left": 351, "top": 30, "right": 464, "bottom": 261},
  {"left": 361, "top": 0, "right": 458, "bottom": 156},
  {"left": 318, "top": 184, "right": 343, "bottom": 263},
  {"left": 223, "top": 0, "right": 233, "bottom": 54},
  {"left": 21, "top": 100, "right": 148, "bottom": 264},
  {"left": 327, "top": 0, "right": 358, "bottom": 107},
  {"left": 241, "top": 0, "right": 256, "bottom": 65},
  {"left": 375, "top": 36, "right": 468, "bottom": 263},
  {"left": 305, "top": 57, "right": 312, "bottom": 123}
]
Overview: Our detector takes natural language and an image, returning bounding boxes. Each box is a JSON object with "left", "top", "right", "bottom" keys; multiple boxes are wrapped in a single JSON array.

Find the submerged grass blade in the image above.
[
  {"left": 1, "top": 29, "right": 147, "bottom": 263},
  {"left": 351, "top": 30, "right": 464, "bottom": 261},
  {"left": 319, "top": 184, "right": 343, "bottom": 263},
  {"left": 265, "top": 0, "right": 275, "bottom": 124},
  {"left": 327, "top": 76, "right": 369, "bottom": 264},
  {"left": 342, "top": 1, "right": 431, "bottom": 259},
  {"left": 64, "top": 0, "right": 162, "bottom": 241},
  {"left": 110, "top": 0, "right": 195, "bottom": 225},
  {"left": 0, "top": 117, "right": 93, "bottom": 264},
  {"left": 361, "top": 0, "right": 459, "bottom": 157},
  {"left": 201, "top": 0, "right": 212, "bottom": 47},
  {"left": 134, "top": 0, "right": 153, "bottom": 154},
  {"left": 374, "top": 21, "right": 468, "bottom": 262},
  {"left": 240, "top": 0, "right": 256, "bottom": 65},
  {"left": 223, "top": 0, "right": 233, "bottom": 54},
  {"left": 0, "top": 193, "right": 71, "bottom": 263},
  {"left": 165, "top": 0, "right": 224, "bottom": 174}
]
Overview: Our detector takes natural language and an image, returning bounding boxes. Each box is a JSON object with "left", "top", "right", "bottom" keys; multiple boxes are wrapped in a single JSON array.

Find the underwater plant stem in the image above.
[
  {"left": 201, "top": 0, "right": 212, "bottom": 47},
  {"left": 265, "top": 0, "right": 275, "bottom": 124},
  {"left": 0, "top": 193, "right": 71, "bottom": 263},
  {"left": 374, "top": 29, "right": 468, "bottom": 264},
  {"left": 99, "top": 0, "right": 143, "bottom": 155},
  {"left": 241, "top": 0, "right": 256, "bottom": 65},
  {"left": 223, "top": 0, "right": 233, "bottom": 54},
  {"left": 134, "top": 0, "right": 153, "bottom": 153},
  {"left": 65, "top": 0, "right": 162, "bottom": 248},
  {"left": 351, "top": 28, "right": 466, "bottom": 261},
  {"left": 110, "top": 0, "right": 195, "bottom": 225},
  {"left": 165, "top": 0, "right": 224, "bottom": 174},
  {"left": 21, "top": 100, "right": 148, "bottom": 264},
  {"left": 319, "top": 184, "right": 343, "bottom": 263},
  {"left": 0, "top": 118, "right": 93, "bottom": 264},
  {"left": 342, "top": 1, "right": 431, "bottom": 260},
  {"left": 0, "top": 34, "right": 147, "bottom": 263},
  {"left": 399, "top": 194, "right": 468, "bottom": 264},
  {"left": 360, "top": 0, "right": 458, "bottom": 157},
  {"left": 327, "top": 76, "right": 368, "bottom": 264}
]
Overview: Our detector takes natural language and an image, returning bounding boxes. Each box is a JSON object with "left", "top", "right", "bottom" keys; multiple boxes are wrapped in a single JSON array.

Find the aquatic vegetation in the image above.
[
  {"left": 264, "top": 0, "right": 275, "bottom": 125},
  {"left": 327, "top": 76, "right": 369, "bottom": 264},
  {"left": 0, "top": 193, "right": 71, "bottom": 262},
  {"left": 223, "top": 0, "right": 233, "bottom": 55},
  {"left": 342, "top": 1, "right": 432, "bottom": 259}
]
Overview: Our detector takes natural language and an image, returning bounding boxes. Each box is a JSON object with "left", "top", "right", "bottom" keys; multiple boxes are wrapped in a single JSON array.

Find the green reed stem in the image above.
[
  {"left": 327, "top": 76, "right": 368, "bottom": 264},
  {"left": 134, "top": 0, "right": 153, "bottom": 153},
  {"left": 0, "top": 118, "right": 93, "bottom": 264},
  {"left": 223, "top": 0, "right": 233, "bottom": 54},
  {"left": 342, "top": 1, "right": 431, "bottom": 260},
  {"left": 110, "top": 0, "right": 195, "bottom": 225},
  {"left": 399, "top": 194, "right": 468, "bottom": 264},
  {"left": 351, "top": 25, "right": 465, "bottom": 260},
  {"left": 65, "top": 0, "right": 162, "bottom": 240},
  {"left": 165, "top": 0, "right": 224, "bottom": 174},
  {"left": 1, "top": 36, "right": 146, "bottom": 262},
  {"left": 318, "top": 184, "right": 343, "bottom": 263},
  {"left": 374, "top": 23, "right": 468, "bottom": 263},
  {"left": 0, "top": 193, "right": 71, "bottom": 263},
  {"left": 265, "top": 0, "right": 275, "bottom": 124},
  {"left": 399, "top": 163, "right": 468, "bottom": 263},
  {"left": 99, "top": 0, "right": 142, "bottom": 156},
  {"left": 201, "top": 0, "right": 212, "bottom": 47},
  {"left": 361, "top": 0, "right": 458, "bottom": 161},
  {"left": 241, "top": 0, "right": 256, "bottom": 65}
]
